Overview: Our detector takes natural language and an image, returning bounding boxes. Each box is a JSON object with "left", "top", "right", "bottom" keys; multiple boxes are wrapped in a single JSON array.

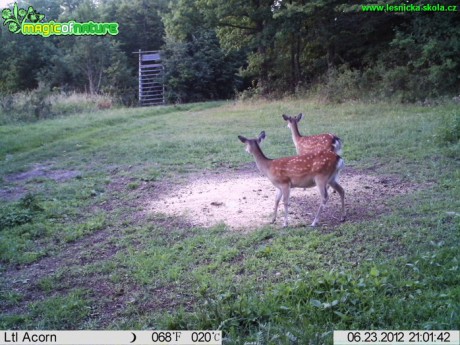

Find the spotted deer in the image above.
[
  {"left": 282, "top": 114, "right": 342, "bottom": 155},
  {"left": 238, "top": 131, "right": 345, "bottom": 227}
]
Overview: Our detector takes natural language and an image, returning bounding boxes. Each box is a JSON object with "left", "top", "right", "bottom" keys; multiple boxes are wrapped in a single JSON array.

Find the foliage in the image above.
[
  {"left": 66, "top": 37, "right": 135, "bottom": 96},
  {"left": 162, "top": 31, "right": 241, "bottom": 103},
  {"left": 0, "top": 0, "right": 459, "bottom": 105},
  {"left": 197, "top": 0, "right": 460, "bottom": 100},
  {"left": 0, "top": 0, "right": 148, "bottom": 101},
  {"left": 99, "top": 0, "right": 167, "bottom": 64},
  {"left": 0, "top": 84, "right": 52, "bottom": 122},
  {"left": 161, "top": 0, "right": 243, "bottom": 102},
  {"left": 434, "top": 111, "right": 460, "bottom": 158},
  {"left": 381, "top": 13, "right": 460, "bottom": 101}
]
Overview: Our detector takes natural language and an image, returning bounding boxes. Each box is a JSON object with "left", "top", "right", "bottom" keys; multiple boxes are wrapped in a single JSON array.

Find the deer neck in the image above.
[
  {"left": 290, "top": 123, "right": 302, "bottom": 140},
  {"left": 250, "top": 144, "right": 272, "bottom": 175}
]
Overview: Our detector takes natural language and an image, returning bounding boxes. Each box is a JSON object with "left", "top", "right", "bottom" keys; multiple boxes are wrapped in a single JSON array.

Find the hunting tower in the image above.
[{"left": 136, "top": 50, "right": 164, "bottom": 106}]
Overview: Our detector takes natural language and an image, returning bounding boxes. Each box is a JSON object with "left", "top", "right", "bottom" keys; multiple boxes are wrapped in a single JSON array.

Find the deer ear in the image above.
[
  {"left": 258, "top": 131, "right": 266, "bottom": 143},
  {"left": 297, "top": 113, "right": 303, "bottom": 121},
  {"left": 282, "top": 114, "right": 289, "bottom": 121},
  {"left": 238, "top": 135, "right": 247, "bottom": 143}
]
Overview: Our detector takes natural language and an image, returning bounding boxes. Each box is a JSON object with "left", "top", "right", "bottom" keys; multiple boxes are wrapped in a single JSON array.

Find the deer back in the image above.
[{"left": 268, "top": 150, "right": 342, "bottom": 188}]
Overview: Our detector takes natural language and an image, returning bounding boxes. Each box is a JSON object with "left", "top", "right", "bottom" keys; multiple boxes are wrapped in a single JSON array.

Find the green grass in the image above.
[
  {"left": 0, "top": 289, "right": 91, "bottom": 329},
  {"left": 0, "top": 99, "right": 459, "bottom": 341}
]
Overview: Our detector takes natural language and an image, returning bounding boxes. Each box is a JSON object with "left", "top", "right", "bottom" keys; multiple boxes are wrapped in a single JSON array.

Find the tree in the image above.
[
  {"left": 1, "top": 0, "right": 458, "bottom": 102},
  {"left": 385, "top": 12, "right": 460, "bottom": 100},
  {"left": 199, "top": 0, "right": 277, "bottom": 92},
  {"left": 65, "top": 37, "right": 133, "bottom": 95},
  {"left": 162, "top": 0, "right": 242, "bottom": 102},
  {"left": 99, "top": 0, "right": 167, "bottom": 67},
  {"left": 163, "top": 31, "right": 241, "bottom": 102}
]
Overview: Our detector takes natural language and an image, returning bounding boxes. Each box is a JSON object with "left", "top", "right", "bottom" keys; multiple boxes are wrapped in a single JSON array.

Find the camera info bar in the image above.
[
  {"left": 334, "top": 331, "right": 459, "bottom": 345},
  {"left": 0, "top": 331, "right": 222, "bottom": 345}
]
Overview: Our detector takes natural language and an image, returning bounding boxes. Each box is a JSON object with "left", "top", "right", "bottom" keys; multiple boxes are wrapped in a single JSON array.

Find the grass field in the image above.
[{"left": 0, "top": 99, "right": 459, "bottom": 343}]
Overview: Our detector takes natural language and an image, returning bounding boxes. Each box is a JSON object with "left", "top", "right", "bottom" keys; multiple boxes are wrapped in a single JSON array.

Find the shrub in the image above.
[
  {"left": 0, "top": 84, "right": 52, "bottom": 122},
  {"left": 0, "top": 207, "right": 34, "bottom": 228},
  {"left": 435, "top": 112, "right": 460, "bottom": 146},
  {"left": 0, "top": 194, "right": 41, "bottom": 229},
  {"left": 317, "top": 67, "right": 374, "bottom": 103}
]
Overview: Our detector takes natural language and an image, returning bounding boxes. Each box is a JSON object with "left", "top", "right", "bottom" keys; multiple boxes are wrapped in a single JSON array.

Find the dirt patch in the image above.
[
  {"left": 4, "top": 163, "right": 81, "bottom": 183},
  {"left": 0, "top": 186, "right": 28, "bottom": 202},
  {"left": 146, "top": 166, "right": 415, "bottom": 230},
  {"left": 0, "top": 163, "right": 81, "bottom": 201}
]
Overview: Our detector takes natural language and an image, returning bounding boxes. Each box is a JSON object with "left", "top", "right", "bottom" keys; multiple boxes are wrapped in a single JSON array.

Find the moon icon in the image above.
[{"left": 130, "top": 332, "right": 137, "bottom": 343}]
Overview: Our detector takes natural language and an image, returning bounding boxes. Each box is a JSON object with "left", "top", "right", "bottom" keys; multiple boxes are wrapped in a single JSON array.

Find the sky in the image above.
[
  {"left": 0, "top": 0, "right": 13, "bottom": 9},
  {"left": 1, "top": 1, "right": 38, "bottom": 10}
]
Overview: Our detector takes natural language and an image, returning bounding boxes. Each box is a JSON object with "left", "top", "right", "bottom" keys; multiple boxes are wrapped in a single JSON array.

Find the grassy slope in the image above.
[{"left": 0, "top": 100, "right": 458, "bottom": 343}]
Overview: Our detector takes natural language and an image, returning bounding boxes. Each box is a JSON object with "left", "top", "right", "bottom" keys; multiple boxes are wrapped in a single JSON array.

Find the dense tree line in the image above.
[
  {"left": 0, "top": 0, "right": 167, "bottom": 104},
  {"left": 0, "top": 0, "right": 459, "bottom": 103}
]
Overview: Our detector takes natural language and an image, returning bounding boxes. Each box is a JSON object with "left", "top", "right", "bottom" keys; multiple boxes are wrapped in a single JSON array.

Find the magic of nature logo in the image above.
[{"left": 1, "top": 2, "right": 118, "bottom": 37}]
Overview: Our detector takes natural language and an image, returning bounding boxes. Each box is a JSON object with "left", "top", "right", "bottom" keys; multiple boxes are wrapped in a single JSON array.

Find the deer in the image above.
[
  {"left": 238, "top": 131, "right": 345, "bottom": 227},
  {"left": 282, "top": 113, "right": 343, "bottom": 155}
]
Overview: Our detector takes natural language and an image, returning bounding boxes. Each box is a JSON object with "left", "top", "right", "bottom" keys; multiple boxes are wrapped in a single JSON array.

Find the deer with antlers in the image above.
[
  {"left": 282, "top": 113, "right": 342, "bottom": 155},
  {"left": 238, "top": 131, "right": 345, "bottom": 227}
]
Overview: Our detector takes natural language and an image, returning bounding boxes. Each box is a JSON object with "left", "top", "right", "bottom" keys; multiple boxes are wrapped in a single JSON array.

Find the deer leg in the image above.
[
  {"left": 272, "top": 188, "right": 282, "bottom": 224},
  {"left": 311, "top": 183, "right": 328, "bottom": 227},
  {"left": 282, "top": 185, "right": 291, "bottom": 227},
  {"left": 329, "top": 180, "right": 346, "bottom": 222}
]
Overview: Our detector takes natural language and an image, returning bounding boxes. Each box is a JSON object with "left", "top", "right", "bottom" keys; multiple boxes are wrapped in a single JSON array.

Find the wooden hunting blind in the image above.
[{"left": 136, "top": 50, "right": 164, "bottom": 106}]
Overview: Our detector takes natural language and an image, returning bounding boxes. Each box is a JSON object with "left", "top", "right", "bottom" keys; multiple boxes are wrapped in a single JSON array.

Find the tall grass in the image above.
[{"left": 0, "top": 90, "right": 115, "bottom": 124}]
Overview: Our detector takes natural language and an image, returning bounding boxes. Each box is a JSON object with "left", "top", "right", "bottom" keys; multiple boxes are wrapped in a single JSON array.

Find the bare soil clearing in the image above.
[
  {"left": 4, "top": 163, "right": 81, "bottom": 183},
  {"left": 147, "top": 165, "right": 415, "bottom": 230},
  {"left": 0, "top": 163, "right": 81, "bottom": 201}
]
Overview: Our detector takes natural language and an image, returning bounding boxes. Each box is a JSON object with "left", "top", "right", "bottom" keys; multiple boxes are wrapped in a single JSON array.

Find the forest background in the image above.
[{"left": 0, "top": 0, "right": 459, "bottom": 108}]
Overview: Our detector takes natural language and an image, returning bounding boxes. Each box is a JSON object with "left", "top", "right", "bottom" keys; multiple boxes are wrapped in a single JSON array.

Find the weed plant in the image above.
[{"left": 0, "top": 90, "right": 116, "bottom": 124}]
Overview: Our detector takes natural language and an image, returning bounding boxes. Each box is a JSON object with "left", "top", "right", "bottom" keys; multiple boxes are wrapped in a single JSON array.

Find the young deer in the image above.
[
  {"left": 238, "top": 131, "right": 345, "bottom": 227},
  {"left": 282, "top": 114, "right": 343, "bottom": 155}
]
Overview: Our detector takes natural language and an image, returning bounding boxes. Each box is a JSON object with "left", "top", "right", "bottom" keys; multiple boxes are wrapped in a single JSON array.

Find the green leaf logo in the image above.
[
  {"left": 1, "top": 9, "right": 12, "bottom": 20},
  {"left": 1, "top": 2, "right": 45, "bottom": 34},
  {"left": 27, "top": 7, "right": 45, "bottom": 23}
]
